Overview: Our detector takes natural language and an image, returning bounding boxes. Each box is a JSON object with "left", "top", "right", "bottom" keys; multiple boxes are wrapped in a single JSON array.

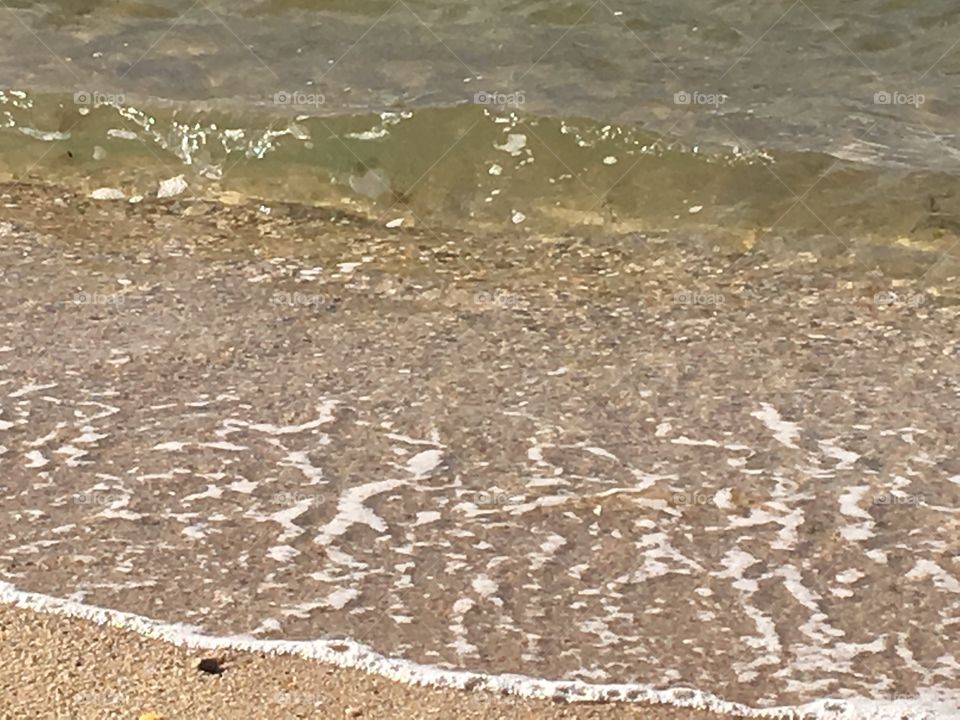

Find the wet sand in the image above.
[
  {"left": 1, "top": 181, "right": 958, "bottom": 716},
  {"left": 0, "top": 602, "right": 720, "bottom": 720}
]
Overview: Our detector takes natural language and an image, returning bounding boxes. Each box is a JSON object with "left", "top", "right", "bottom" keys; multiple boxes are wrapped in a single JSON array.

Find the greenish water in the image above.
[
  {"left": 3, "top": 91, "right": 960, "bottom": 253},
  {"left": 1, "top": 0, "right": 959, "bottom": 243}
]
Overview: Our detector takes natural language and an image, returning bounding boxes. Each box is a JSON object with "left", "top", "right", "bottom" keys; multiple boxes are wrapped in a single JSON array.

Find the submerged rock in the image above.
[
  {"left": 348, "top": 168, "right": 391, "bottom": 199},
  {"left": 158, "top": 175, "right": 188, "bottom": 199},
  {"left": 90, "top": 187, "right": 125, "bottom": 200}
]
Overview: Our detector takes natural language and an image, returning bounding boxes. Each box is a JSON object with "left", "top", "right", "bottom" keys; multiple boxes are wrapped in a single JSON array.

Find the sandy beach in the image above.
[{"left": 0, "top": 602, "right": 722, "bottom": 720}]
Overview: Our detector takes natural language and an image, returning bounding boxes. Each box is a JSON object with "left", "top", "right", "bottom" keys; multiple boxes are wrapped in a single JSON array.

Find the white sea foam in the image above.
[
  {"left": 314, "top": 478, "right": 405, "bottom": 545},
  {"left": 751, "top": 403, "right": 801, "bottom": 448},
  {"left": 9, "top": 381, "right": 58, "bottom": 398},
  {"left": 267, "top": 544, "right": 300, "bottom": 562},
  {"left": 406, "top": 449, "right": 444, "bottom": 476},
  {"left": 0, "top": 582, "right": 955, "bottom": 719},
  {"left": 23, "top": 450, "right": 49, "bottom": 468}
]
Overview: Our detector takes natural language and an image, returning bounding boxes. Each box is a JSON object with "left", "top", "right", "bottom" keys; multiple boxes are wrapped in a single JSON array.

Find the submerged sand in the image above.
[{"left": 0, "top": 181, "right": 958, "bottom": 717}]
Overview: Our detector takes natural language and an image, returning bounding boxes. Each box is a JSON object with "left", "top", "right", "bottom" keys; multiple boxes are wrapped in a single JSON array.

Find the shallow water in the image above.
[
  {"left": 2, "top": 0, "right": 960, "bottom": 171},
  {"left": 3, "top": 91, "right": 960, "bottom": 251},
  {"left": 0, "top": 1, "right": 960, "bottom": 238},
  {"left": 1, "top": 1, "right": 960, "bottom": 717},
  {"left": 0, "top": 187, "right": 959, "bottom": 717}
]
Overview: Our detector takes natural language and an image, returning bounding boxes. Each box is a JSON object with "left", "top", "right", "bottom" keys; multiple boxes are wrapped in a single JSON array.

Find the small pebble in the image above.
[
  {"left": 90, "top": 188, "right": 125, "bottom": 201},
  {"left": 158, "top": 175, "right": 188, "bottom": 199},
  {"left": 197, "top": 657, "right": 224, "bottom": 675}
]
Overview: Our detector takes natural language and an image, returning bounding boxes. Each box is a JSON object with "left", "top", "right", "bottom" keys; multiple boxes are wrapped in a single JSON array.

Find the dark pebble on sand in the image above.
[{"left": 197, "top": 657, "right": 225, "bottom": 675}]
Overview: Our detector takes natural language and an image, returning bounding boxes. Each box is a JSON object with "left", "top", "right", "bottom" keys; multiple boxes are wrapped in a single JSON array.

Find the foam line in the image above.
[{"left": 0, "top": 582, "right": 953, "bottom": 720}]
